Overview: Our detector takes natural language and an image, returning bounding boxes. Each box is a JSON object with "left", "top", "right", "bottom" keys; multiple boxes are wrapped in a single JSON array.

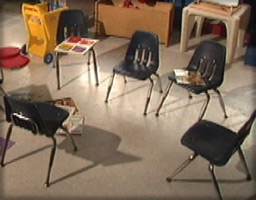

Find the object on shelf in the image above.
[{"left": 192, "top": 0, "right": 241, "bottom": 16}]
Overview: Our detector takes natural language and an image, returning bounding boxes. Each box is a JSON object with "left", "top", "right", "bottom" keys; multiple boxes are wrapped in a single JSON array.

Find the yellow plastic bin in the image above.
[{"left": 22, "top": 2, "right": 68, "bottom": 64}]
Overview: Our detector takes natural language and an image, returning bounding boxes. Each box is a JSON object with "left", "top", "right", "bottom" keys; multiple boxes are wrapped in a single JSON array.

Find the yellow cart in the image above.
[{"left": 22, "top": 2, "right": 68, "bottom": 64}]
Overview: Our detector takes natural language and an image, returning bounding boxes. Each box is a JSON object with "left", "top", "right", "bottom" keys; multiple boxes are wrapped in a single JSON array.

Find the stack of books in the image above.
[
  {"left": 174, "top": 69, "right": 206, "bottom": 86},
  {"left": 47, "top": 97, "right": 84, "bottom": 135}
]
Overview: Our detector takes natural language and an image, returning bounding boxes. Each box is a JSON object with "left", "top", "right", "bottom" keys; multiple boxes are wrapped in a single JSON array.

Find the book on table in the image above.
[
  {"left": 174, "top": 69, "right": 206, "bottom": 86},
  {"left": 55, "top": 36, "right": 99, "bottom": 55}
]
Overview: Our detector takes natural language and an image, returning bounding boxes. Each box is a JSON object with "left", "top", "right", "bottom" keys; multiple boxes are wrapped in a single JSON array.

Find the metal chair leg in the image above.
[
  {"left": 123, "top": 76, "right": 127, "bottom": 84},
  {"left": 143, "top": 77, "right": 154, "bottom": 116},
  {"left": 214, "top": 89, "right": 228, "bottom": 118},
  {"left": 61, "top": 126, "right": 78, "bottom": 152},
  {"left": 238, "top": 147, "right": 252, "bottom": 181},
  {"left": 0, "top": 63, "right": 4, "bottom": 83},
  {"left": 188, "top": 91, "right": 192, "bottom": 99},
  {"left": 209, "top": 164, "right": 223, "bottom": 200},
  {"left": 0, "top": 124, "right": 13, "bottom": 167},
  {"left": 154, "top": 73, "right": 163, "bottom": 93},
  {"left": 44, "top": 137, "right": 57, "bottom": 188},
  {"left": 105, "top": 72, "right": 115, "bottom": 103},
  {"left": 91, "top": 48, "right": 99, "bottom": 86},
  {"left": 198, "top": 91, "right": 210, "bottom": 120},
  {"left": 166, "top": 152, "right": 198, "bottom": 182},
  {"left": 155, "top": 81, "right": 173, "bottom": 117}
]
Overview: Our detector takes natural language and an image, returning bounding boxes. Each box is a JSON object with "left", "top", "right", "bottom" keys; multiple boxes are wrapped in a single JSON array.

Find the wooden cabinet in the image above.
[{"left": 95, "top": 0, "right": 175, "bottom": 46}]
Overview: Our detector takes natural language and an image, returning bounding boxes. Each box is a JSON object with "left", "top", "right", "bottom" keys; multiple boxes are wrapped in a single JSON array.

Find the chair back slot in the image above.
[
  {"left": 11, "top": 113, "right": 39, "bottom": 134},
  {"left": 57, "top": 9, "right": 89, "bottom": 44},
  {"left": 199, "top": 59, "right": 217, "bottom": 80},
  {"left": 197, "top": 56, "right": 207, "bottom": 74},
  {"left": 65, "top": 24, "right": 83, "bottom": 38},
  {"left": 135, "top": 46, "right": 142, "bottom": 63},
  {"left": 187, "top": 40, "right": 226, "bottom": 87},
  {"left": 125, "top": 31, "right": 159, "bottom": 72},
  {"left": 134, "top": 46, "right": 153, "bottom": 68}
]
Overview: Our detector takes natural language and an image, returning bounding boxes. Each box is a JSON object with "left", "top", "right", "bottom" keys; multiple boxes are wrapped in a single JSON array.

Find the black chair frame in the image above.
[
  {"left": 0, "top": 96, "right": 78, "bottom": 187},
  {"left": 155, "top": 40, "right": 228, "bottom": 120},
  {"left": 105, "top": 30, "right": 163, "bottom": 115},
  {"left": 166, "top": 109, "right": 256, "bottom": 200}
]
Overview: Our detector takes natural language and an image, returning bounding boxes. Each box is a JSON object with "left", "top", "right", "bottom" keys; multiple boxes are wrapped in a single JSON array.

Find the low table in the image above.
[
  {"left": 54, "top": 37, "right": 99, "bottom": 90},
  {"left": 180, "top": 3, "right": 251, "bottom": 64}
]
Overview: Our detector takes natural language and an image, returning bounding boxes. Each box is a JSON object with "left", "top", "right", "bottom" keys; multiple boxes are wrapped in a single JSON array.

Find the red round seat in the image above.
[
  {"left": 0, "top": 54, "right": 30, "bottom": 69},
  {"left": 0, "top": 47, "right": 21, "bottom": 58}
]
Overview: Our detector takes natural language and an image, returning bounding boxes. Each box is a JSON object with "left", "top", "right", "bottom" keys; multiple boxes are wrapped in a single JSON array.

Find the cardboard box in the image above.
[{"left": 95, "top": 0, "right": 175, "bottom": 46}]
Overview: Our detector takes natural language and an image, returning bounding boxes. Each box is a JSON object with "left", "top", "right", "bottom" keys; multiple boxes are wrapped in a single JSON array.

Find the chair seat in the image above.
[
  {"left": 34, "top": 102, "right": 69, "bottom": 136},
  {"left": 114, "top": 61, "right": 154, "bottom": 80},
  {"left": 168, "top": 71, "right": 213, "bottom": 94},
  {"left": 181, "top": 120, "right": 238, "bottom": 166}
]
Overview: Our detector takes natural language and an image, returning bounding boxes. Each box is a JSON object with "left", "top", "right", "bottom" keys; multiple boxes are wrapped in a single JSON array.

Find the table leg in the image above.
[
  {"left": 55, "top": 52, "right": 61, "bottom": 90},
  {"left": 225, "top": 19, "right": 239, "bottom": 64},
  {"left": 91, "top": 48, "right": 99, "bottom": 86},
  {"left": 238, "top": 6, "right": 251, "bottom": 48},
  {"left": 180, "top": 8, "right": 196, "bottom": 52}
]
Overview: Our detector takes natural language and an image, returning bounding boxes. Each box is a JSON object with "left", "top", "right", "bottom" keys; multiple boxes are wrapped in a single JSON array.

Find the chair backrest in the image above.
[
  {"left": 4, "top": 95, "right": 45, "bottom": 135},
  {"left": 236, "top": 109, "right": 256, "bottom": 147},
  {"left": 125, "top": 30, "right": 159, "bottom": 73},
  {"left": 187, "top": 40, "right": 226, "bottom": 87},
  {"left": 57, "top": 9, "right": 89, "bottom": 44}
]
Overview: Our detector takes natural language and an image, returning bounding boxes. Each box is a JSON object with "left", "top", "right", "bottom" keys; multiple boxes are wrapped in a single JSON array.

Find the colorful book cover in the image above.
[
  {"left": 58, "top": 43, "right": 73, "bottom": 51},
  {"left": 72, "top": 46, "right": 87, "bottom": 53},
  {"left": 55, "top": 37, "right": 99, "bottom": 54},
  {"left": 80, "top": 39, "right": 95, "bottom": 45},
  {"left": 174, "top": 69, "right": 206, "bottom": 86},
  {"left": 67, "top": 36, "right": 82, "bottom": 43}
]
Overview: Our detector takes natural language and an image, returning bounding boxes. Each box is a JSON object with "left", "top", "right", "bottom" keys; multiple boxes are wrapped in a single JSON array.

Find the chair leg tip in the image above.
[
  {"left": 247, "top": 175, "right": 252, "bottom": 181},
  {"left": 143, "top": 112, "right": 147, "bottom": 116},
  {"left": 1, "top": 163, "right": 5, "bottom": 168},
  {"left": 44, "top": 183, "right": 50, "bottom": 188},
  {"left": 166, "top": 177, "right": 172, "bottom": 182},
  {"left": 224, "top": 115, "right": 228, "bottom": 118},
  {"left": 74, "top": 147, "right": 78, "bottom": 152},
  {"left": 155, "top": 113, "right": 159, "bottom": 117}
]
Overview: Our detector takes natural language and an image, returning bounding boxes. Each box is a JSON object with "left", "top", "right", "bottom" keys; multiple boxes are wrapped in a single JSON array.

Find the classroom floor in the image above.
[{"left": 0, "top": 1, "right": 256, "bottom": 200}]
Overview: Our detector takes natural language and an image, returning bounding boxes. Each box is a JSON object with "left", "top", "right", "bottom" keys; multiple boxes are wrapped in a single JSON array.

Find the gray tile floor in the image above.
[{"left": 0, "top": 1, "right": 256, "bottom": 200}]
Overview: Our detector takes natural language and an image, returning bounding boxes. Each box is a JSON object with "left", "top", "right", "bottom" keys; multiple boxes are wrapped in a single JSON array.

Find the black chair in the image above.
[
  {"left": 156, "top": 40, "right": 228, "bottom": 120},
  {"left": 55, "top": 9, "right": 99, "bottom": 89},
  {"left": 166, "top": 109, "right": 256, "bottom": 200},
  {"left": 0, "top": 95, "right": 78, "bottom": 187},
  {"left": 105, "top": 30, "right": 163, "bottom": 115}
]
